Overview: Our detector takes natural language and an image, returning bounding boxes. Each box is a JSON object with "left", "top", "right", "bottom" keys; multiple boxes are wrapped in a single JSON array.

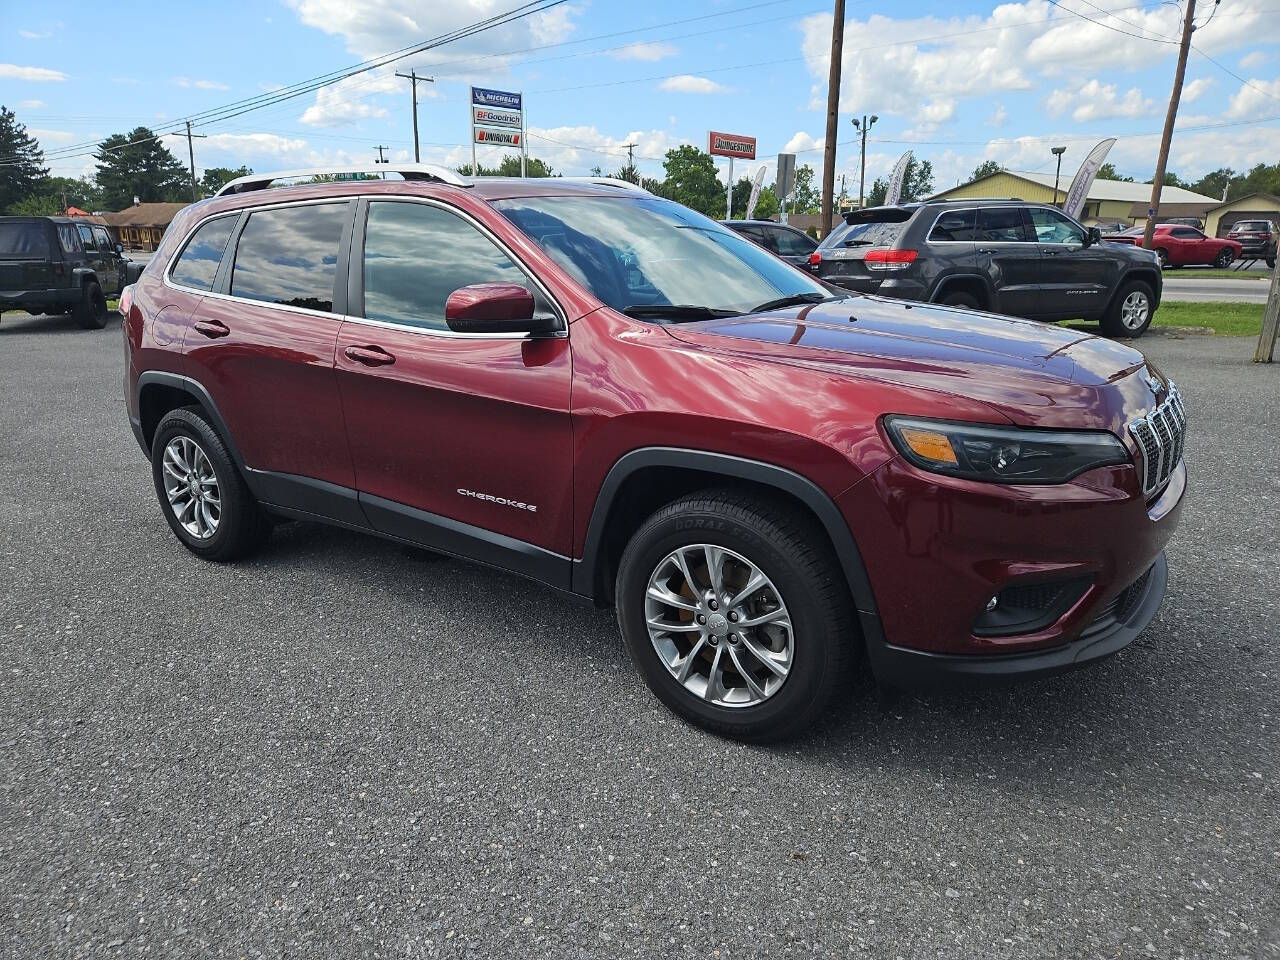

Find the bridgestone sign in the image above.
[{"left": 708, "top": 131, "right": 756, "bottom": 159}]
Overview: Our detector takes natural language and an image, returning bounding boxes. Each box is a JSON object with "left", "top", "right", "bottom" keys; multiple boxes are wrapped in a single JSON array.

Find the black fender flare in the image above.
[
  {"left": 134, "top": 371, "right": 248, "bottom": 470},
  {"left": 574, "top": 447, "right": 883, "bottom": 638},
  {"left": 1106, "top": 268, "right": 1163, "bottom": 313},
  {"left": 71, "top": 267, "right": 99, "bottom": 289},
  {"left": 931, "top": 273, "right": 993, "bottom": 306}
]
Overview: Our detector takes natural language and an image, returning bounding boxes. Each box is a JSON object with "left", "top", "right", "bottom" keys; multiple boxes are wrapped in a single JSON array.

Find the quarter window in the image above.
[
  {"left": 1029, "top": 208, "right": 1085, "bottom": 244},
  {"left": 362, "top": 201, "right": 538, "bottom": 331},
  {"left": 773, "top": 228, "right": 816, "bottom": 256},
  {"left": 230, "top": 203, "right": 349, "bottom": 313},
  {"left": 928, "top": 210, "right": 977, "bottom": 242},
  {"left": 977, "top": 208, "right": 1029, "bottom": 242},
  {"left": 170, "top": 215, "right": 238, "bottom": 291}
]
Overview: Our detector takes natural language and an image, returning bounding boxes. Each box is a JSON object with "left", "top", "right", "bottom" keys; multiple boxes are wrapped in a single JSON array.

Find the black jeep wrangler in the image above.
[{"left": 0, "top": 216, "right": 142, "bottom": 329}]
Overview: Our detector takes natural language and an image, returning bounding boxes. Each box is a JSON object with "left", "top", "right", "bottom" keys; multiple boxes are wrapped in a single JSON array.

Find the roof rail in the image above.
[
  {"left": 215, "top": 163, "right": 471, "bottom": 197},
  {"left": 558, "top": 177, "right": 649, "bottom": 192}
]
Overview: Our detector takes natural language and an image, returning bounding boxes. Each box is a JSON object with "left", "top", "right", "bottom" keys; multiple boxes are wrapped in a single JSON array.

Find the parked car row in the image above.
[
  {"left": 0, "top": 216, "right": 142, "bottom": 328},
  {"left": 118, "top": 166, "right": 1185, "bottom": 741},
  {"left": 803, "top": 199, "right": 1163, "bottom": 337}
]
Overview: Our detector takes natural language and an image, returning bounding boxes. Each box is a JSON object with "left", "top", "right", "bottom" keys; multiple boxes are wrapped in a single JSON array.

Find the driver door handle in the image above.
[
  {"left": 193, "top": 318, "right": 230, "bottom": 339},
  {"left": 344, "top": 344, "right": 396, "bottom": 367}
]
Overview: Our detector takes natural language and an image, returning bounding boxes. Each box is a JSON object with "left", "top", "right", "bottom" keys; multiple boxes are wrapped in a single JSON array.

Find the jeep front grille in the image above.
[{"left": 1127, "top": 382, "right": 1186, "bottom": 495}]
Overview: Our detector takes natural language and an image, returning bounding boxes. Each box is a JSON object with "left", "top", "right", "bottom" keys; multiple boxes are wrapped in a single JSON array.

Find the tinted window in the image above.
[
  {"left": 170, "top": 215, "right": 238, "bottom": 291},
  {"left": 231, "top": 203, "right": 348, "bottom": 312},
  {"left": 1171, "top": 227, "right": 1200, "bottom": 239},
  {"left": 773, "top": 227, "right": 816, "bottom": 256},
  {"left": 92, "top": 226, "right": 114, "bottom": 251},
  {"left": 1233, "top": 221, "right": 1270, "bottom": 232},
  {"left": 363, "top": 201, "right": 538, "bottom": 331},
  {"left": 977, "top": 207, "right": 1029, "bottom": 242},
  {"left": 1029, "top": 208, "right": 1085, "bottom": 244},
  {"left": 77, "top": 224, "right": 97, "bottom": 251},
  {"left": 819, "top": 212, "right": 910, "bottom": 250},
  {"left": 0, "top": 221, "right": 50, "bottom": 257},
  {"left": 57, "top": 223, "right": 80, "bottom": 253},
  {"left": 928, "top": 210, "right": 977, "bottom": 242}
]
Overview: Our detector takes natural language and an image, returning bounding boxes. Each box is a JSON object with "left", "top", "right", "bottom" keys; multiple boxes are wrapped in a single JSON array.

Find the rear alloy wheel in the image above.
[
  {"left": 1101, "top": 279, "right": 1154, "bottom": 338},
  {"left": 1214, "top": 247, "right": 1235, "bottom": 268},
  {"left": 616, "top": 489, "right": 855, "bottom": 742},
  {"left": 74, "top": 281, "right": 108, "bottom": 329}
]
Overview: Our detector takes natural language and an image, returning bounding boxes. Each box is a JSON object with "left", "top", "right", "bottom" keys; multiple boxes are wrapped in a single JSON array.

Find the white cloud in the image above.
[
  {"left": 521, "top": 125, "right": 682, "bottom": 176},
  {"left": 298, "top": 71, "right": 400, "bottom": 126},
  {"left": 0, "top": 63, "right": 65, "bottom": 82},
  {"left": 609, "top": 42, "right": 677, "bottom": 62},
  {"left": 1238, "top": 51, "right": 1266, "bottom": 71},
  {"left": 29, "top": 128, "right": 74, "bottom": 144},
  {"left": 202, "top": 133, "right": 310, "bottom": 157},
  {"left": 987, "top": 103, "right": 1008, "bottom": 128},
  {"left": 18, "top": 29, "right": 52, "bottom": 40},
  {"left": 1181, "top": 77, "right": 1214, "bottom": 104},
  {"left": 1046, "top": 79, "right": 1153, "bottom": 123},
  {"left": 782, "top": 131, "right": 824, "bottom": 156},
  {"left": 1225, "top": 77, "right": 1280, "bottom": 120},
  {"left": 659, "top": 75, "right": 728, "bottom": 94},
  {"left": 174, "top": 77, "right": 230, "bottom": 91},
  {"left": 17, "top": 99, "right": 45, "bottom": 109}
]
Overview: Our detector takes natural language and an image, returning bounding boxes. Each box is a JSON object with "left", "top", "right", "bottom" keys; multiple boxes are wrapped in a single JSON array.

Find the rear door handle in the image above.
[
  {"left": 344, "top": 344, "right": 396, "bottom": 367},
  {"left": 193, "top": 318, "right": 230, "bottom": 339}
]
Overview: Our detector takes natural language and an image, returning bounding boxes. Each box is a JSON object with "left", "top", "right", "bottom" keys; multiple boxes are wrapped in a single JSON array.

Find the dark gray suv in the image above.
[{"left": 809, "top": 200, "right": 1164, "bottom": 337}]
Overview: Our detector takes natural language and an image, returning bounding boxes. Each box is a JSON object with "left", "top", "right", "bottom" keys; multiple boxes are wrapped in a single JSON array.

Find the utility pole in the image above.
[
  {"left": 1254, "top": 259, "right": 1280, "bottom": 362},
  {"left": 820, "top": 0, "right": 845, "bottom": 237},
  {"left": 374, "top": 145, "right": 389, "bottom": 164},
  {"left": 168, "top": 122, "right": 207, "bottom": 202},
  {"left": 621, "top": 142, "right": 637, "bottom": 182},
  {"left": 1143, "top": 0, "right": 1196, "bottom": 251},
  {"left": 395, "top": 69, "right": 434, "bottom": 162},
  {"left": 851, "top": 114, "right": 877, "bottom": 208}
]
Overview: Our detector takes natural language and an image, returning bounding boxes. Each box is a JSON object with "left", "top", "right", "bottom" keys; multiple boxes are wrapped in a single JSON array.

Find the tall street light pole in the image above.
[
  {"left": 395, "top": 69, "right": 435, "bottom": 162},
  {"left": 1051, "top": 146, "right": 1067, "bottom": 206},
  {"left": 1144, "top": 0, "right": 1196, "bottom": 251},
  {"left": 820, "top": 0, "right": 845, "bottom": 237},
  {"left": 851, "top": 114, "right": 877, "bottom": 209}
]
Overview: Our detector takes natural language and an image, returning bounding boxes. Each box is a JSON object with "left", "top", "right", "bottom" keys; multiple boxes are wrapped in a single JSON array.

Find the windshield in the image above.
[
  {"left": 1233, "top": 221, "right": 1269, "bottom": 231},
  {"left": 0, "top": 220, "right": 51, "bottom": 258},
  {"left": 493, "top": 195, "right": 829, "bottom": 315}
]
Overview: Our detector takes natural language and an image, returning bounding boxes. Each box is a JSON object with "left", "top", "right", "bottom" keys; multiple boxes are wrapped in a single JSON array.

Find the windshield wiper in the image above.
[
  {"left": 843, "top": 239, "right": 873, "bottom": 247},
  {"left": 621, "top": 304, "right": 740, "bottom": 321},
  {"left": 748, "top": 292, "right": 838, "bottom": 313}
]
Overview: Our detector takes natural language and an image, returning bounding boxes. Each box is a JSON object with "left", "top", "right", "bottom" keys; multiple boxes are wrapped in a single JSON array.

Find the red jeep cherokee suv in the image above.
[{"left": 122, "top": 166, "right": 1186, "bottom": 741}]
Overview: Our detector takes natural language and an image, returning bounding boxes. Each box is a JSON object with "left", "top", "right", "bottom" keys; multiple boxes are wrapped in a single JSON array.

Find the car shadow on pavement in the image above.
[{"left": 0, "top": 312, "right": 121, "bottom": 335}]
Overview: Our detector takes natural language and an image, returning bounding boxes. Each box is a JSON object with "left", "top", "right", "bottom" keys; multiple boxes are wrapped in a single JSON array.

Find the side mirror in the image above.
[
  {"left": 1085, "top": 227, "right": 1102, "bottom": 247},
  {"left": 114, "top": 242, "right": 124, "bottom": 253},
  {"left": 444, "top": 283, "right": 549, "bottom": 334}
]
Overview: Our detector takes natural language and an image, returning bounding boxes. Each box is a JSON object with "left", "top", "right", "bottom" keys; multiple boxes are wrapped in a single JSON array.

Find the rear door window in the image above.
[
  {"left": 92, "top": 226, "right": 114, "bottom": 251},
  {"left": 57, "top": 224, "right": 80, "bottom": 253},
  {"left": 170, "top": 215, "right": 238, "bottom": 291},
  {"left": 0, "top": 221, "right": 51, "bottom": 257},
  {"left": 977, "top": 207, "right": 1031, "bottom": 242},
  {"left": 230, "top": 202, "right": 349, "bottom": 313},
  {"left": 77, "top": 224, "right": 97, "bottom": 251},
  {"left": 928, "top": 210, "right": 977, "bottom": 242},
  {"left": 773, "top": 228, "right": 816, "bottom": 256}
]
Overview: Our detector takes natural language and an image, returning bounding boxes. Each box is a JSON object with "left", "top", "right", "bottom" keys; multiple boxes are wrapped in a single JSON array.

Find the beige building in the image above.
[
  {"left": 101, "top": 202, "right": 189, "bottom": 252},
  {"left": 930, "top": 170, "right": 1219, "bottom": 227}
]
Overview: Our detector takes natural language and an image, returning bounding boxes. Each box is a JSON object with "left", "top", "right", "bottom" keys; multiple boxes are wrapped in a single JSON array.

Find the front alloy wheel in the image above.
[
  {"left": 1120, "top": 289, "right": 1150, "bottom": 331},
  {"left": 645, "top": 543, "right": 794, "bottom": 707},
  {"left": 1214, "top": 248, "right": 1235, "bottom": 268}
]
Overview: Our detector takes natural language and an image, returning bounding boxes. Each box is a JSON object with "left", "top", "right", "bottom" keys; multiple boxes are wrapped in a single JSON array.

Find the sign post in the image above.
[
  {"left": 471, "top": 86, "right": 524, "bottom": 176},
  {"left": 709, "top": 131, "right": 756, "bottom": 220}
]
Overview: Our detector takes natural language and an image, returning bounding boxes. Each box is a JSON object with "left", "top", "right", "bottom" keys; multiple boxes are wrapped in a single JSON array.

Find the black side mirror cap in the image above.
[{"left": 1085, "top": 227, "right": 1102, "bottom": 247}]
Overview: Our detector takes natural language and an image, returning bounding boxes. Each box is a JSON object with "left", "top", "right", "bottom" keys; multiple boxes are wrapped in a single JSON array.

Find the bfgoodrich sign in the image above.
[{"left": 708, "top": 131, "right": 756, "bottom": 159}]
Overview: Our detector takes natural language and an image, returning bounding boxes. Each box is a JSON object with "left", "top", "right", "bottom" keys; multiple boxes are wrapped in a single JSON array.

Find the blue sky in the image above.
[{"left": 3, "top": 0, "right": 1278, "bottom": 196}]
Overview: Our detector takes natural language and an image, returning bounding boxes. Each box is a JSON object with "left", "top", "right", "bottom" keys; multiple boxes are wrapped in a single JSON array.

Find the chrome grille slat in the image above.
[{"left": 1127, "top": 381, "right": 1186, "bottom": 496}]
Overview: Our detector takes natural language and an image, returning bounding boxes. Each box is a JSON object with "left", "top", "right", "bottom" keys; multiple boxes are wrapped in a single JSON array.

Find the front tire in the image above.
[
  {"left": 1155, "top": 248, "right": 1170, "bottom": 269},
  {"left": 151, "top": 407, "right": 270, "bottom": 561},
  {"left": 73, "top": 281, "right": 108, "bottom": 329},
  {"left": 1214, "top": 247, "right": 1235, "bottom": 269},
  {"left": 1101, "top": 279, "right": 1155, "bottom": 338},
  {"left": 616, "top": 489, "right": 856, "bottom": 742}
]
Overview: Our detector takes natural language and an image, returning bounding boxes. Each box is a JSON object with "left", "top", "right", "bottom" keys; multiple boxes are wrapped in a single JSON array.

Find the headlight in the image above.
[{"left": 884, "top": 416, "right": 1130, "bottom": 484}]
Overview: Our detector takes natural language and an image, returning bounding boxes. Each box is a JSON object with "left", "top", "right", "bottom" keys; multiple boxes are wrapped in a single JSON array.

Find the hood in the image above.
[{"left": 663, "top": 295, "right": 1160, "bottom": 433}]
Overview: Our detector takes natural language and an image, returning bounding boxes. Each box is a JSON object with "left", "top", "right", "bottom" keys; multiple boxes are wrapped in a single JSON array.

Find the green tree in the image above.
[
  {"left": 661, "top": 145, "right": 724, "bottom": 217},
  {"left": 0, "top": 106, "right": 49, "bottom": 214},
  {"left": 1190, "top": 167, "right": 1236, "bottom": 201},
  {"left": 7, "top": 193, "right": 60, "bottom": 216},
  {"left": 1235, "top": 161, "right": 1280, "bottom": 199},
  {"left": 867, "top": 177, "right": 888, "bottom": 207},
  {"left": 611, "top": 162, "right": 640, "bottom": 185},
  {"left": 970, "top": 160, "right": 1003, "bottom": 181},
  {"left": 1160, "top": 171, "right": 1188, "bottom": 188},
  {"left": 791, "top": 164, "right": 820, "bottom": 214},
  {"left": 200, "top": 165, "right": 252, "bottom": 197},
  {"left": 752, "top": 185, "right": 780, "bottom": 221},
  {"left": 44, "top": 175, "right": 102, "bottom": 211},
  {"left": 456, "top": 155, "right": 555, "bottom": 177},
  {"left": 94, "top": 127, "right": 189, "bottom": 209},
  {"left": 1096, "top": 162, "right": 1133, "bottom": 183}
]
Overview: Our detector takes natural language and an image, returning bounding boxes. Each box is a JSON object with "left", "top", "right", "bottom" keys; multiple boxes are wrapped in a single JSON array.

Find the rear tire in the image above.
[
  {"left": 73, "top": 281, "right": 108, "bottom": 329},
  {"left": 1101, "top": 279, "right": 1154, "bottom": 338},
  {"left": 941, "top": 291, "right": 980, "bottom": 309},
  {"left": 151, "top": 407, "right": 270, "bottom": 562},
  {"left": 1214, "top": 248, "right": 1235, "bottom": 269},
  {"left": 1155, "top": 248, "right": 1170, "bottom": 269},
  {"left": 616, "top": 489, "right": 856, "bottom": 743}
]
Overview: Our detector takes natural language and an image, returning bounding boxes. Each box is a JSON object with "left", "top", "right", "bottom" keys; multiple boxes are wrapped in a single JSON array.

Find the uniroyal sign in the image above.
[
  {"left": 474, "top": 127, "right": 522, "bottom": 146},
  {"left": 708, "top": 131, "right": 756, "bottom": 159}
]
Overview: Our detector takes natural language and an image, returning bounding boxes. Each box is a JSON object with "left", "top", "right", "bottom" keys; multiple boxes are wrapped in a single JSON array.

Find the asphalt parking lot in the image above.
[{"left": 1, "top": 311, "right": 1277, "bottom": 959}]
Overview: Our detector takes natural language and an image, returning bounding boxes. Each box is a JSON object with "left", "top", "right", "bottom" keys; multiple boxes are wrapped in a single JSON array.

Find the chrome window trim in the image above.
[
  {"left": 162, "top": 194, "right": 568, "bottom": 340},
  {"left": 1026, "top": 205, "right": 1088, "bottom": 246}
]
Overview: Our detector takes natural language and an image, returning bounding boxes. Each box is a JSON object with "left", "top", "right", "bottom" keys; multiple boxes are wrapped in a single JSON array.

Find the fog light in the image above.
[
  {"left": 973, "top": 577, "right": 1092, "bottom": 637},
  {"left": 985, "top": 596, "right": 998, "bottom": 611}
]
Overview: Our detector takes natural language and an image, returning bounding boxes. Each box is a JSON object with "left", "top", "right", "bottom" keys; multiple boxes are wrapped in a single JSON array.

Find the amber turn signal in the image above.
[{"left": 896, "top": 426, "right": 959, "bottom": 465}]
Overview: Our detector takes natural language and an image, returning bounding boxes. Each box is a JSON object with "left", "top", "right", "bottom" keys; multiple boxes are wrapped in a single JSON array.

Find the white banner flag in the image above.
[
  {"left": 885, "top": 151, "right": 913, "bottom": 206},
  {"left": 745, "top": 165, "right": 767, "bottom": 220},
  {"left": 1062, "top": 138, "right": 1116, "bottom": 220}
]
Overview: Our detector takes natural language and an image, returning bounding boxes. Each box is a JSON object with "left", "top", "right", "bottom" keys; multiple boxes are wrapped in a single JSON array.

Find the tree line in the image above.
[{"left": 965, "top": 157, "right": 1280, "bottom": 202}]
